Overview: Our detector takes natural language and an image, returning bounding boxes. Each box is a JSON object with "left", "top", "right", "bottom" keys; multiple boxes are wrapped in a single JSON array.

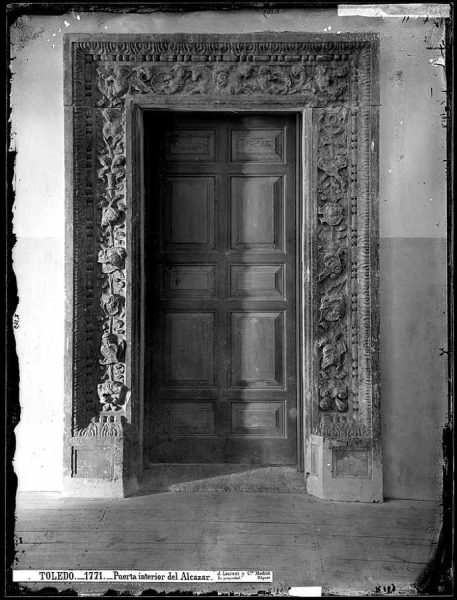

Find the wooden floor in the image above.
[{"left": 13, "top": 489, "right": 441, "bottom": 596}]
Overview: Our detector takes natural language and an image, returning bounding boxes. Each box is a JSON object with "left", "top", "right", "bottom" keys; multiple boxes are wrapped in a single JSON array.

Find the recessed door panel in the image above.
[
  {"left": 230, "top": 129, "right": 284, "bottom": 162},
  {"left": 230, "top": 401, "right": 285, "bottom": 436},
  {"left": 164, "top": 402, "right": 216, "bottom": 435},
  {"left": 165, "top": 129, "right": 216, "bottom": 162},
  {"left": 145, "top": 112, "right": 297, "bottom": 465},
  {"left": 162, "top": 265, "right": 216, "bottom": 297},
  {"left": 230, "top": 176, "right": 283, "bottom": 249},
  {"left": 230, "top": 312, "right": 284, "bottom": 388},
  {"left": 230, "top": 265, "right": 284, "bottom": 298},
  {"left": 163, "top": 312, "right": 215, "bottom": 386},
  {"left": 163, "top": 177, "right": 215, "bottom": 250}
]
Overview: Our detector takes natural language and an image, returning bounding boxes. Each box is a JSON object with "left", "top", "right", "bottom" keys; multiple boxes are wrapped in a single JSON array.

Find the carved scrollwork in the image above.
[
  {"left": 319, "top": 330, "right": 347, "bottom": 371},
  {"left": 318, "top": 202, "right": 344, "bottom": 226},
  {"left": 94, "top": 102, "right": 128, "bottom": 422},
  {"left": 318, "top": 328, "right": 348, "bottom": 413},
  {"left": 316, "top": 107, "right": 351, "bottom": 415},
  {"left": 319, "top": 378, "right": 348, "bottom": 413},
  {"left": 316, "top": 415, "right": 370, "bottom": 438},
  {"left": 69, "top": 36, "right": 376, "bottom": 442},
  {"left": 77, "top": 415, "right": 124, "bottom": 437},
  {"left": 318, "top": 248, "right": 346, "bottom": 282},
  {"left": 100, "top": 293, "right": 124, "bottom": 316},
  {"left": 99, "top": 332, "right": 126, "bottom": 365},
  {"left": 92, "top": 52, "right": 352, "bottom": 432},
  {"left": 317, "top": 111, "right": 348, "bottom": 203},
  {"left": 318, "top": 280, "right": 346, "bottom": 327},
  {"left": 98, "top": 247, "right": 126, "bottom": 273},
  {"left": 96, "top": 61, "right": 349, "bottom": 108},
  {"left": 97, "top": 65, "right": 134, "bottom": 107},
  {"left": 97, "top": 379, "right": 129, "bottom": 412}
]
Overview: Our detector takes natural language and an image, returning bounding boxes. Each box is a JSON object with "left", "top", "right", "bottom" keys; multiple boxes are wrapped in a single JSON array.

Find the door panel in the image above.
[
  {"left": 163, "top": 177, "right": 216, "bottom": 250},
  {"left": 230, "top": 401, "right": 285, "bottom": 436},
  {"left": 145, "top": 112, "right": 297, "bottom": 465},
  {"left": 230, "top": 176, "right": 283, "bottom": 249},
  {"left": 165, "top": 129, "right": 216, "bottom": 162},
  {"left": 230, "top": 312, "right": 284, "bottom": 387},
  {"left": 230, "top": 265, "right": 284, "bottom": 298},
  {"left": 164, "top": 402, "right": 215, "bottom": 435},
  {"left": 162, "top": 265, "right": 217, "bottom": 297},
  {"left": 230, "top": 129, "right": 284, "bottom": 162},
  {"left": 163, "top": 312, "right": 215, "bottom": 386}
]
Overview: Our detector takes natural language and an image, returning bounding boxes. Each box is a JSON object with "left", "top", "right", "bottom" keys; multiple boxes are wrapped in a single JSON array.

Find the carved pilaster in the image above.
[
  {"left": 315, "top": 107, "right": 350, "bottom": 418},
  {"left": 95, "top": 106, "right": 128, "bottom": 418}
]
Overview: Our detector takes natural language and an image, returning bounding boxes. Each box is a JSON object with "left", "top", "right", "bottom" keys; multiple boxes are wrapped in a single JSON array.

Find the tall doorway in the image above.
[{"left": 144, "top": 112, "right": 298, "bottom": 465}]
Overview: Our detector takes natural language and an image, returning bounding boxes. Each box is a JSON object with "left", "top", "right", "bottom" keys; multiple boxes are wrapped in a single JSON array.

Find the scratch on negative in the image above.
[{"left": 316, "top": 528, "right": 325, "bottom": 574}]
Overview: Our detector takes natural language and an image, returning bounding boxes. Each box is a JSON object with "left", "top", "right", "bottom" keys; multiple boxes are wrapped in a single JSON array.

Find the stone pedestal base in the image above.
[
  {"left": 305, "top": 435, "right": 383, "bottom": 502},
  {"left": 63, "top": 475, "right": 139, "bottom": 498},
  {"left": 62, "top": 436, "right": 140, "bottom": 498}
]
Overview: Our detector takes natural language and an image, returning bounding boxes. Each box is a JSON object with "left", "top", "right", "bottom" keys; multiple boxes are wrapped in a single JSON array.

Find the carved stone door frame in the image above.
[{"left": 63, "top": 33, "right": 381, "bottom": 501}]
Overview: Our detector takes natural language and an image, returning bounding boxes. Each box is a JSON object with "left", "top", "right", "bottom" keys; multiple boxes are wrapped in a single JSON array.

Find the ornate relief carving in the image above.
[
  {"left": 68, "top": 35, "right": 377, "bottom": 448},
  {"left": 349, "top": 108, "right": 359, "bottom": 413},
  {"left": 97, "top": 379, "right": 129, "bottom": 412},
  {"left": 316, "top": 414, "right": 370, "bottom": 439},
  {"left": 96, "top": 61, "right": 349, "bottom": 107},
  {"left": 316, "top": 108, "right": 350, "bottom": 415},
  {"left": 93, "top": 104, "right": 127, "bottom": 418},
  {"left": 77, "top": 414, "right": 124, "bottom": 437},
  {"left": 76, "top": 38, "right": 371, "bottom": 61}
]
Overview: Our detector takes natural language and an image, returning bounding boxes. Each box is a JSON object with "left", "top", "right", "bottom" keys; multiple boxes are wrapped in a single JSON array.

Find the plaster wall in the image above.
[{"left": 10, "top": 9, "right": 448, "bottom": 500}]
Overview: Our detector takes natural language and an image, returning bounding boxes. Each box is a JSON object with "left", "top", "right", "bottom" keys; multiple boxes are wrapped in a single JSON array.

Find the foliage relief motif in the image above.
[
  {"left": 69, "top": 38, "right": 376, "bottom": 438},
  {"left": 316, "top": 109, "right": 350, "bottom": 413},
  {"left": 96, "top": 107, "right": 128, "bottom": 415},
  {"left": 96, "top": 62, "right": 349, "bottom": 106}
]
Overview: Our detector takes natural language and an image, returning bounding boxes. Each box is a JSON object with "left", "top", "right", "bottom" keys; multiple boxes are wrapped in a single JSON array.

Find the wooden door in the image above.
[{"left": 144, "top": 112, "right": 297, "bottom": 464}]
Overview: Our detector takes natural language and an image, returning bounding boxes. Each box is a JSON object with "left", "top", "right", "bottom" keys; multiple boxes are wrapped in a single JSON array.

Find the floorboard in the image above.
[{"left": 12, "top": 490, "right": 442, "bottom": 596}]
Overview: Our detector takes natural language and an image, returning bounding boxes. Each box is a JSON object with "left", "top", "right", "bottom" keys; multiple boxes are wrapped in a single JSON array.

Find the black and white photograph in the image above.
[{"left": 5, "top": 1, "right": 454, "bottom": 597}]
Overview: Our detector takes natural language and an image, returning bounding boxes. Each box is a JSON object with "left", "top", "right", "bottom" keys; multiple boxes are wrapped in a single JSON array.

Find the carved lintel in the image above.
[
  {"left": 75, "top": 37, "right": 375, "bottom": 64},
  {"left": 95, "top": 61, "right": 350, "bottom": 108}
]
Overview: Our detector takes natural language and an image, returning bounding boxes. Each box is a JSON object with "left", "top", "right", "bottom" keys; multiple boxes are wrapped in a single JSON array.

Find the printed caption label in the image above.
[{"left": 13, "top": 570, "right": 273, "bottom": 583}]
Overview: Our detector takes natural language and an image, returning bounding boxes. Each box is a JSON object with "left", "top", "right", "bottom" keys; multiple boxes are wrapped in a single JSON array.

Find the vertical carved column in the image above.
[
  {"left": 315, "top": 108, "right": 351, "bottom": 418},
  {"left": 63, "top": 46, "right": 139, "bottom": 497},
  {"left": 306, "top": 42, "right": 382, "bottom": 502}
]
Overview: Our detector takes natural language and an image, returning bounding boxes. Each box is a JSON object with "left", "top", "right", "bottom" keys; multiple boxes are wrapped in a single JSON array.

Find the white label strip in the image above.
[
  {"left": 13, "top": 570, "right": 273, "bottom": 583},
  {"left": 338, "top": 4, "right": 450, "bottom": 17},
  {"left": 289, "top": 586, "right": 322, "bottom": 596}
]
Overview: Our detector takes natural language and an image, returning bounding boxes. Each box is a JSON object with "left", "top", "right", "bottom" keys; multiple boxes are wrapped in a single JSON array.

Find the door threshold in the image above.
[{"left": 140, "top": 463, "right": 309, "bottom": 495}]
